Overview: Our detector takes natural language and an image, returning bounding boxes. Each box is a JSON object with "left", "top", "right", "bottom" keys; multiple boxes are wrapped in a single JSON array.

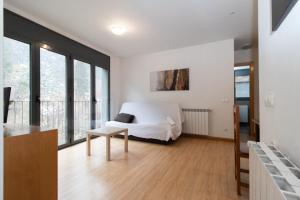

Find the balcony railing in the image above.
[{"left": 7, "top": 100, "right": 107, "bottom": 145}]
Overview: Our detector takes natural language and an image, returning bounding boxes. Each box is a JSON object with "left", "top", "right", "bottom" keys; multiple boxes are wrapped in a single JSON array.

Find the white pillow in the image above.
[{"left": 166, "top": 116, "right": 176, "bottom": 126}]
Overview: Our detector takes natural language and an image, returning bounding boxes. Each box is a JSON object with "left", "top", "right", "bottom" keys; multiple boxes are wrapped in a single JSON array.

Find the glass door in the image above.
[
  {"left": 73, "top": 59, "right": 91, "bottom": 141},
  {"left": 3, "top": 36, "right": 110, "bottom": 149},
  {"left": 95, "top": 67, "right": 109, "bottom": 128},
  {"left": 40, "top": 47, "right": 67, "bottom": 145},
  {"left": 3, "top": 37, "right": 30, "bottom": 127}
]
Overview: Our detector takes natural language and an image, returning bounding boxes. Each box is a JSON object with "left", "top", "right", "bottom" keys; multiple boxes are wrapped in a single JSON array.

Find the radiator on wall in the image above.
[
  {"left": 249, "top": 142, "right": 300, "bottom": 200},
  {"left": 182, "top": 108, "right": 210, "bottom": 136}
]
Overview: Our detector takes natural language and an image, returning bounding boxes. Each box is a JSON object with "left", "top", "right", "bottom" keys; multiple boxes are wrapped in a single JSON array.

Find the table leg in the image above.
[
  {"left": 87, "top": 134, "right": 91, "bottom": 156},
  {"left": 124, "top": 131, "right": 128, "bottom": 152},
  {"left": 106, "top": 136, "right": 111, "bottom": 161}
]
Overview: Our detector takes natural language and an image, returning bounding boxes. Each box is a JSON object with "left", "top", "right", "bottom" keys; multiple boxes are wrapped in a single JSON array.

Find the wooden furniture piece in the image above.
[
  {"left": 233, "top": 105, "right": 249, "bottom": 195},
  {"left": 252, "top": 119, "right": 260, "bottom": 142},
  {"left": 86, "top": 127, "right": 128, "bottom": 161},
  {"left": 4, "top": 126, "right": 58, "bottom": 200}
]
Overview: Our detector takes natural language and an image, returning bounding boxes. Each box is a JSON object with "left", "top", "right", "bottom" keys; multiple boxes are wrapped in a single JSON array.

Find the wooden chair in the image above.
[{"left": 233, "top": 105, "right": 249, "bottom": 195}]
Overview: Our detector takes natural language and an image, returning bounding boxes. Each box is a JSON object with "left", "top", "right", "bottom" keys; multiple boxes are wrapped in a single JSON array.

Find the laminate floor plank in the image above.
[{"left": 58, "top": 137, "right": 248, "bottom": 200}]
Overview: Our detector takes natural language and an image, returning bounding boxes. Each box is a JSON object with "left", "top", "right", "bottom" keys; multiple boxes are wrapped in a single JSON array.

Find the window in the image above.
[
  {"left": 3, "top": 37, "right": 30, "bottom": 126},
  {"left": 40, "top": 48, "right": 67, "bottom": 145},
  {"left": 4, "top": 10, "right": 110, "bottom": 148},
  {"left": 234, "top": 66, "right": 250, "bottom": 98},
  {"left": 74, "top": 60, "right": 91, "bottom": 141},
  {"left": 235, "top": 76, "right": 250, "bottom": 98},
  {"left": 95, "top": 67, "right": 109, "bottom": 128}
]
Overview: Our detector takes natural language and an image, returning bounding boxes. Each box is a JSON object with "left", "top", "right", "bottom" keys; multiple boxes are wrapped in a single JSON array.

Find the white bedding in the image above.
[
  {"left": 105, "top": 102, "right": 183, "bottom": 141},
  {"left": 105, "top": 121, "right": 180, "bottom": 141}
]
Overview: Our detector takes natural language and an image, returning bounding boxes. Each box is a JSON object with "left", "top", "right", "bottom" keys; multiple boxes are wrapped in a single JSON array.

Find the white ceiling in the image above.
[{"left": 4, "top": 0, "right": 258, "bottom": 57}]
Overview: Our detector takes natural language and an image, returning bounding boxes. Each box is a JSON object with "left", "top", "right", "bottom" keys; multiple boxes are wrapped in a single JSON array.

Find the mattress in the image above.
[{"left": 105, "top": 121, "right": 181, "bottom": 141}]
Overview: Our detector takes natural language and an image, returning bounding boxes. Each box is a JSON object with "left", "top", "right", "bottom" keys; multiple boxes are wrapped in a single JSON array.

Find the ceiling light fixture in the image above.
[
  {"left": 111, "top": 25, "right": 127, "bottom": 36},
  {"left": 41, "top": 44, "right": 50, "bottom": 49}
]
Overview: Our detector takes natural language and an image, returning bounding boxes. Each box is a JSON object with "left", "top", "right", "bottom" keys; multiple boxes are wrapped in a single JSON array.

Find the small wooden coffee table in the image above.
[{"left": 86, "top": 127, "right": 128, "bottom": 161}]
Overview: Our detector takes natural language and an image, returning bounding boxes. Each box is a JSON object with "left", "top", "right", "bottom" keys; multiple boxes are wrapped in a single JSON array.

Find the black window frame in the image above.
[
  {"left": 39, "top": 45, "right": 70, "bottom": 146},
  {"left": 4, "top": 9, "right": 110, "bottom": 149}
]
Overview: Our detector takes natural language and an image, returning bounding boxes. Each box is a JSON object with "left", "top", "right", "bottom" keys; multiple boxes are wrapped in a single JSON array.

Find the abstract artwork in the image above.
[{"left": 150, "top": 68, "right": 189, "bottom": 91}]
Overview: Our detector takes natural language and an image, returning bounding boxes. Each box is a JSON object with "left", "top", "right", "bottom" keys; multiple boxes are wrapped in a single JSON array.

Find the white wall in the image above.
[
  {"left": 110, "top": 56, "right": 122, "bottom": 119},
  {"left": 258, "top": 0, "right": 300, "bottom": 166},
  {"left": 120, "top": 39, "right": 234, "bottom": 139}
]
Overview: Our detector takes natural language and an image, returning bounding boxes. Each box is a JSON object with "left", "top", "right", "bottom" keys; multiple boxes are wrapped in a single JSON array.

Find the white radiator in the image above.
[
  {"left": 249, "top": 142, "right": 300, "bottom": 200},
  {"left": 182, "top": 108, "right": 209, "bottom": 136}
]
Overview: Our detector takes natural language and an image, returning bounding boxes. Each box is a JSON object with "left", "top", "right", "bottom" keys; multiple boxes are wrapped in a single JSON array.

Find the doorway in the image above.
[{"left": 234, "top": 62, "right": 254, "bottom": 140}]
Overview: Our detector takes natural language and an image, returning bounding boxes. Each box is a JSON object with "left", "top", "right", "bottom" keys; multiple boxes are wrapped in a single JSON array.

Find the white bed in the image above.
[{"left": 105, "top": 102, "right": 183, "bottom": 141}]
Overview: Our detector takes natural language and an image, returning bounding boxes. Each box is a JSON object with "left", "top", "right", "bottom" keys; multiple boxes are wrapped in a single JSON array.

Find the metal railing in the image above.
[
  {"left": 73, "top": 100, "right": 91, "bottom": 141},
  {"left": 7, "top": 100, "right": 107, "bottom": 145}
]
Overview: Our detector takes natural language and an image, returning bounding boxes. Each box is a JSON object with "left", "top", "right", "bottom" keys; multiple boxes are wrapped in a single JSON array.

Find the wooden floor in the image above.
[{"left": 58, "top": 136, "right": 249, "bottom": 200}]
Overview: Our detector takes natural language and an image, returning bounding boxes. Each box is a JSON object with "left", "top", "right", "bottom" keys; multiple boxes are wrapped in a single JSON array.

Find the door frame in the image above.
[{"left": 234, "top": 62, "right": 255, "bottom": 138}]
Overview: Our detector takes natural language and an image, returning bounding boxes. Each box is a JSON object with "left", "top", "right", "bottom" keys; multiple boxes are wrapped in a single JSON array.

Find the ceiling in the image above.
[{"left": 4, "top": 0, "right": 258, "bottom": 57}]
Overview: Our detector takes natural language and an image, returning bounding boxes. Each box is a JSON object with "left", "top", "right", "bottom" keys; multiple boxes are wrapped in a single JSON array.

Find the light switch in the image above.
[
  {"left": 264, "top": 96, "right": 270, "bottom": 107},
  {"left": 269, "top": 94, "right": 275, "bottom": 107},
  {"left": 264, "top": 92, "right": 275, "bottom": 108}
]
